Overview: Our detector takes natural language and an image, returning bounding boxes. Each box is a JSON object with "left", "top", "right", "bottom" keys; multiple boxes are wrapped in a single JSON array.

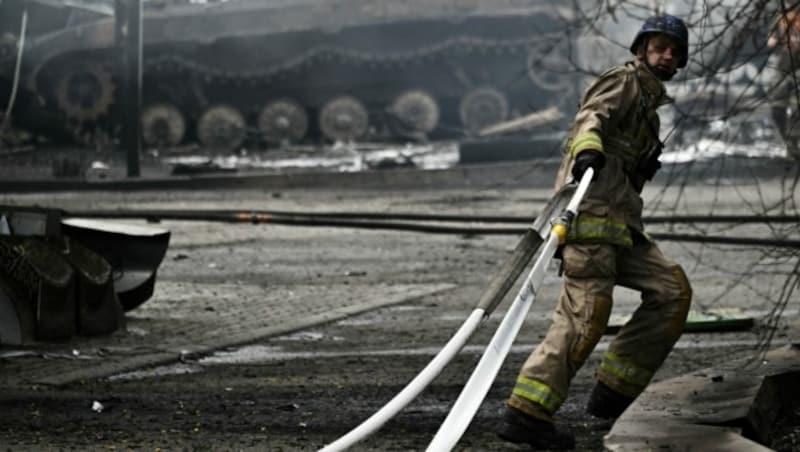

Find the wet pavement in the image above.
[
  {"left": 0, "top": 281, "right": 453, "bottom": 387},
  {"left": 0, "top": 158, "right": 798, "bottom": 450}
]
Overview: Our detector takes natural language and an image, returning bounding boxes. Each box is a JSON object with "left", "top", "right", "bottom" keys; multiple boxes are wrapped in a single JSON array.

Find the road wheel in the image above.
[
  {"left": 387, "top": 89, "right": 440, "bottom": 140},
  {"left": 258, "top": 98, "right": 308, "bottom": 144},
  {"left": 196, "top": 104, "right": 246, "bottom": 150},
  {"left": 54, "top": 61, "right": 115, "bottom": 122},
  {"left": 319, "top": 96, "right": 369, "bottom": 142},
  {"left": 459, "top": 87, "right": 509, "bottom": 135},
  {"left": 141, "top": 102, "right": 186, "bottom": 148}
]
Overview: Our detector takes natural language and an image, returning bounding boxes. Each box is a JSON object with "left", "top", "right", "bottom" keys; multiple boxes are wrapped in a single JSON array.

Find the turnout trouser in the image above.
[{"left": 508, "top": 240, "right": 692, "bottom": 422}]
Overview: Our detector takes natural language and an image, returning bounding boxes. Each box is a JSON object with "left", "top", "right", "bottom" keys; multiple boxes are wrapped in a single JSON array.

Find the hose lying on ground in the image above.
[
  {"left": 67, "top": 208, "right": 800, "bottom": 225},
  {"left": 63, "top": 208, "right": 800, "bottom": 248}
]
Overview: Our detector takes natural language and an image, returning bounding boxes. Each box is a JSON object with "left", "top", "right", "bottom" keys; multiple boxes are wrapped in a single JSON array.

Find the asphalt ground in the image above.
[{"left": 0, "top": 158, "right": 798, "bottom": 450}]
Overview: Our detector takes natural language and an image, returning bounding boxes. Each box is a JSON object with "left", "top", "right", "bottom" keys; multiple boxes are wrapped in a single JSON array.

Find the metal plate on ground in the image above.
[{"left": 607, "top": 309, "right": 755, "bottom": 334}]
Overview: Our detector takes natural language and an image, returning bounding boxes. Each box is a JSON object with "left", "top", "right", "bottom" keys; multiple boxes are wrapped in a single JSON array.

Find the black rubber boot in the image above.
[
  {"left": 497, "top": 406, "right": 575, "bottom": 450},
  {"left": 586, "top": 381, "right": 635, "bottom": 419}
]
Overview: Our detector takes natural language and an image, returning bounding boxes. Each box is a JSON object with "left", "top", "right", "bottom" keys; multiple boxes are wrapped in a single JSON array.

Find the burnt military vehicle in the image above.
[{"left": 2, "top": 0, "right": 581, "bottom": 149}]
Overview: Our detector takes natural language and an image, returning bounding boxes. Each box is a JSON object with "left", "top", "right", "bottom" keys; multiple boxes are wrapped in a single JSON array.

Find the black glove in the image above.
[{"left": 571, "top": 149, "right": 606, "bottom": 181}]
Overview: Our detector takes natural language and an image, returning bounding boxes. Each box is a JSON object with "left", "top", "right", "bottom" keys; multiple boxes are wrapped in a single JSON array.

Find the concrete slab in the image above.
[
  {"left": 605, "top": 344, "right": 800, "bottom": 451},
  {"left": 0, "top": 281, "right": 454, "bottom": 388}
]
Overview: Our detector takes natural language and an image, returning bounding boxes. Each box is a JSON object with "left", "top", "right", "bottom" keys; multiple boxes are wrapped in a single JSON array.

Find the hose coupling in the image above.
[{"left": 551, "top": 211, "right": 575, "bottom": 244}]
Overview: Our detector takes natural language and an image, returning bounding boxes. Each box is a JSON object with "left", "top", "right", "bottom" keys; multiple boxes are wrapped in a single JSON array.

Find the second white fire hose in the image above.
[{"left": 426, "top": 168, "right": 594, "bottom": 452}]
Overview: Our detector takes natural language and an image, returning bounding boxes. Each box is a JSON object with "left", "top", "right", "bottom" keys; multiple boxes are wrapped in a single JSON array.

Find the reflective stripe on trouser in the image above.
[
  {"left": 508, "top": 241, "right": 692, "bottom": 419},
  {"left": 511, "top": 375, "right": 564, "bottom": 415},
  {"left": 599, "top": 351, "right": 653, "bottom": 388}
]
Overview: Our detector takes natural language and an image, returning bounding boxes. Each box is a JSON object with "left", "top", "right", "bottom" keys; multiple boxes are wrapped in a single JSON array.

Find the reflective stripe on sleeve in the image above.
[
  {"left": 600, "top": 352, "right": 654, "bottom": 388},
  {"left": 570, "top": 132, "right": 604, "bottom": 157},
  {"left": 511, "top": 376, "right": 564, "bottom": 413}
]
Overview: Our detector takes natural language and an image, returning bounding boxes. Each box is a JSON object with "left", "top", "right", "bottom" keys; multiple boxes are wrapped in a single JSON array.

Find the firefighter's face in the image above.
[{"left": 644, "top": 34, "right": 681, "bottom": 75}]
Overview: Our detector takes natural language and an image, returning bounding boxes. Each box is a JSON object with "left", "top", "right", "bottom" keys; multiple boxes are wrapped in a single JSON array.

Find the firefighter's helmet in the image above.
[{"left": 629, "top": 15, "right": 689, "bottom": 68}]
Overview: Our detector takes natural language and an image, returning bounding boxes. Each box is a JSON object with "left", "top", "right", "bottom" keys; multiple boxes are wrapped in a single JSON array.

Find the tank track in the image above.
[
  {"left": 144, "top": 34, "right": 545, "bottom": 81},
  {"left": 46, "top": 29, "right": 572, "bottom": 147},
  {"left": 141, "top": 31, "right": 571, "bottom": 145}
]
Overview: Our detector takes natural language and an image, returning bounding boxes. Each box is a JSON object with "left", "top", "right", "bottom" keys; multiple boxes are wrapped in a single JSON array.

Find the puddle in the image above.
[
  {"left": 336, "top": 318, "right": 378, "bottom": 326},
  {"left": 109, "top": 363, "right": 201, "bottom": 381},
  {"left": 199, "top": 339, "right": 788, "bottom": 363},
  {"left": 107, "top": 337, "right": 791, "bottom": 381},
  {"left": 270, "top": 331, "right": 344, "bottom": 342},
  {"left": 385, "top": 305, "right": 430, "bottom": 312},
  {"left": 437, "top": 313, "right": 475, "bottom": 322},
  {"left": 200, "top": 345, "right": 286, "bottom": 364}
]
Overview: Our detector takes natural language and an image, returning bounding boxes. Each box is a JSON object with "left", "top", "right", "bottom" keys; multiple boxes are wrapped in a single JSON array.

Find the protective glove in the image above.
[{"left": 571, "top": 149, "right": 606, "bottom": 181}]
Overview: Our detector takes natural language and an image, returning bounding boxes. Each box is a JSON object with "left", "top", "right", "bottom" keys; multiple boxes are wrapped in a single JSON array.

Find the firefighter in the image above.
[
  {"left": 765, "top": 2, "right": 800, "bottom": 160},
  {"left": 497, "top": 15, "right": 693, "bottom": 449}
]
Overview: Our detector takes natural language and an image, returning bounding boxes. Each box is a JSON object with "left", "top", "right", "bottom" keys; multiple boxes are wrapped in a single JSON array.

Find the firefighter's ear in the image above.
[
  {"left": 634, "top": 39, "right": 647, "bottom": 60},
  {"left": 632, "top": 34, "right": 652, "bottom": 61}
]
